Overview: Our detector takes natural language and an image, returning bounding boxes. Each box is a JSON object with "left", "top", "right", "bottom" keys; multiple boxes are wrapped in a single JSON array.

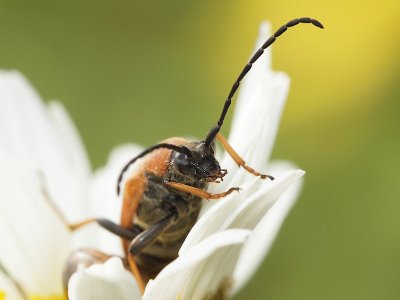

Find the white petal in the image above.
[
  {"left": 68, "top": 257, "right": 140, "bottom": 300},
  {"left": 180, "top": 178, "right": 260, "bottom": 254},
  {"left": 47, "top": 101, "right": 91, "bottom": 217},
  {"left": 90, "top": 143, "right": 143, "bottom": 220},
  {"left": 232, "top": 170, "right": 304, "bottom": 294},
  {"left": 0, "top": 154, "right": 70, "bottom": 296},
  {"left": 222, "top": 169, "right": 304, "bottom": 230},
  {"left": 0, "top": 270, "right": 24, "bottom": 300},
  {"left": 144, "top": 229, "right": 251, "bottom": 300},
  {"left": 218, "top": 22, "right": 290, "bottom": 189},
  {"left": 181, "top": 162, "right": 302, "bottom": 253},
  {"left": 0, "top": 71, "right": 91, "bottom": 222}
]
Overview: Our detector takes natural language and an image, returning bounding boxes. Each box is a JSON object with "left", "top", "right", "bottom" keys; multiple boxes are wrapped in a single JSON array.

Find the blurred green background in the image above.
[{"left": 1, "top": 1, "right": 399, "bottom": 299}]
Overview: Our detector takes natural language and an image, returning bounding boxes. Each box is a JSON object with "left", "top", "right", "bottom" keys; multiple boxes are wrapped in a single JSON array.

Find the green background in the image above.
[{"left": 1, "top": 1, "right": 399, "bottom": 299}]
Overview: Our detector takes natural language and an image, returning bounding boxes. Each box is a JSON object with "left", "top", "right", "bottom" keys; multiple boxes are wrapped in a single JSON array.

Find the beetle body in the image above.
[{"left": 121, "top": 137, "right": 210, "bottom": 280}]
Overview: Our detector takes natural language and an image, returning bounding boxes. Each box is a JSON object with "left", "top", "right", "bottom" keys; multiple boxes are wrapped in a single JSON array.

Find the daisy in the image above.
[{"left": 0, "top": 20, "right": 311, "bottom": 300}]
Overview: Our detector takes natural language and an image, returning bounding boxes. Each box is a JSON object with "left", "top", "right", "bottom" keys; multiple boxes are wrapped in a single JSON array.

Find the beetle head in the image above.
[{"left": 172, "top": 142, "right": 226, "bottom": 182}]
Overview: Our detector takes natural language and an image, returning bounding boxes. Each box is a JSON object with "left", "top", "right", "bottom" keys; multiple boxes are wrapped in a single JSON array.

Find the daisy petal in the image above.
[
  {"left": 0, "top": 154, "right": 70, "bottom": 296},
  {"left": 180, "top": 178, "right": 260, "bottom": 254},
  {"left": 144, "top": 229, "right": 251, "bottom": 300},
  {"left": 89, "top": 143, "right": 143, "bottom": 220},
  {"left": 0, "top": 71, "right": 90, "bottom": 222},
  {"left": 222, "top": 169, "right": 304, "bottom": 230},
  {"left": 232, "top": 170, "right": 304, "bottom": 294},
  {"left": 181, "top": 165, "right": 303, "bottom": 253},
  {"left": 47, "top": 101, "right": 91, "bottom": 219},
  {"left": 68, "top": 257, "right": 140, "bottom": 300}
]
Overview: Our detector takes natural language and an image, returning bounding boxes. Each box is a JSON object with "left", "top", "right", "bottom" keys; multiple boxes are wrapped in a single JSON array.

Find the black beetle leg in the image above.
[
  {"left": 67, "top": 217, "right": 140, "bottom": 240},
  {"left": 129, "top": 213, "right": 177, "bottom": 256},
  {"left": 96, "top": 218, "right": 140, "bottom": 240},
  {"left": 128, "top": 213, "right": 177, "bottom": 294}
]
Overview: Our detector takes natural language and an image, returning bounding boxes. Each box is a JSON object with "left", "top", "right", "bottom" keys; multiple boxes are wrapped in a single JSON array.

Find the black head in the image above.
[{"left": 172, "top": 142, "right": 227, "bottom": 182}]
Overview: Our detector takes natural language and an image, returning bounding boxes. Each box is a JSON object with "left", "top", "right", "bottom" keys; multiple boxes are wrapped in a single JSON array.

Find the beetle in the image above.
[{"left": 63, "top": 17, "right": 323, "bottom": 294}]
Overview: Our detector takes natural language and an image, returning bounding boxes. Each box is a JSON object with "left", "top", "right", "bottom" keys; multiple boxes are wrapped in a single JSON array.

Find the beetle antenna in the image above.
[
  {"left": 117, "top": 144, "right": 192, "bottom": 195},
  {"left": 204, "top": 17, "right": 324, "bottom": 146}
]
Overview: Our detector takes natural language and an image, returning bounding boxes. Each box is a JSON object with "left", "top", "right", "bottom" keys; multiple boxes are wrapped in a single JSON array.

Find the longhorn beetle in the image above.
[{"left": 63, "top": 17, "right": 323, "bottom": 294}]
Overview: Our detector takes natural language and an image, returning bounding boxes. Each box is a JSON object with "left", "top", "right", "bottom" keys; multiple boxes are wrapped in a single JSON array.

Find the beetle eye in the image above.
[
  {"left": 175, "top": 152, "right": 189, "bottom": 165},
  {"left": 173, "top": 152, "right": 193, "bottom": 175}
]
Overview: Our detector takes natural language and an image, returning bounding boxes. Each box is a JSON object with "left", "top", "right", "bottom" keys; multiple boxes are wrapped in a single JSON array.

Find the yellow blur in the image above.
[{"left": 185, "top": 0, "right": 400, "bottom": 122}]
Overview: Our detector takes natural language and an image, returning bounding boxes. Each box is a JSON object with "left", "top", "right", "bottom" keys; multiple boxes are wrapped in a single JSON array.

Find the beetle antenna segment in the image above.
[
  {"left": 204, "top": 17, "right": 324, "bottom": 146},
  {"left": 117, "top": 144, "right": 193, "bottom": 195}
]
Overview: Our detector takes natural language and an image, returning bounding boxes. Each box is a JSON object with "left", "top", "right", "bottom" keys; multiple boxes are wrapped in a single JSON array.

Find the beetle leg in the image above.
[
  {"left": 64, "top": 218, "right": 140, "bottom": 240},
  {"left": 128, "top": 255, "right": 146, "bottom": 295},
  {"left": 67, "top": 218, "right": 97, "bottom": 231},
  {"left": 41, "top": 185, "right": 99, "bottom": 231},
  {"left": 164, "top": 181, "right": 240, "bottom": 200},
  {"left": 41, "top": 183, "right": 140, "bottom": 237},
  {"left": 216, "top": 133, "right": 274, "bottom": 180},
  {"left": 96, "top": 218, "right": 140, "bottom": 240},
  {"left": 128, "top": 213, "right": 177, "bottom": 294},
  {"left": 129, "top": 214, "right": 177, "bottom": 255}
]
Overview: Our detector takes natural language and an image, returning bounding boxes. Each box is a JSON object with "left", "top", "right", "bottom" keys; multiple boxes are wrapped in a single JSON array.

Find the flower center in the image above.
[
  {"left": 28, "top": 296, "right": 66, "bottom": 300},
  {"left": 0, "top": 290, "right": 66, "bottom": 300}
]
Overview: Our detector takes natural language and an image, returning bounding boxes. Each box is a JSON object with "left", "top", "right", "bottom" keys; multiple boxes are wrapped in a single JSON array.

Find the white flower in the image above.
[{"left": 0, "top": 21, "right": 305, "bottom": 300}]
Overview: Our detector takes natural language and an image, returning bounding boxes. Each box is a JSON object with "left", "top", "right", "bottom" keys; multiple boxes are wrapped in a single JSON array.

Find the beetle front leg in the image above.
[
  {"left": 216, "top": 133, "right": 274, "bottom": 180},
  {"left": 164, "top": 180, "right": 240, "bottom": 200},
  {"left": 128, "top": 213, "right": 177, "bottom": 294}
]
